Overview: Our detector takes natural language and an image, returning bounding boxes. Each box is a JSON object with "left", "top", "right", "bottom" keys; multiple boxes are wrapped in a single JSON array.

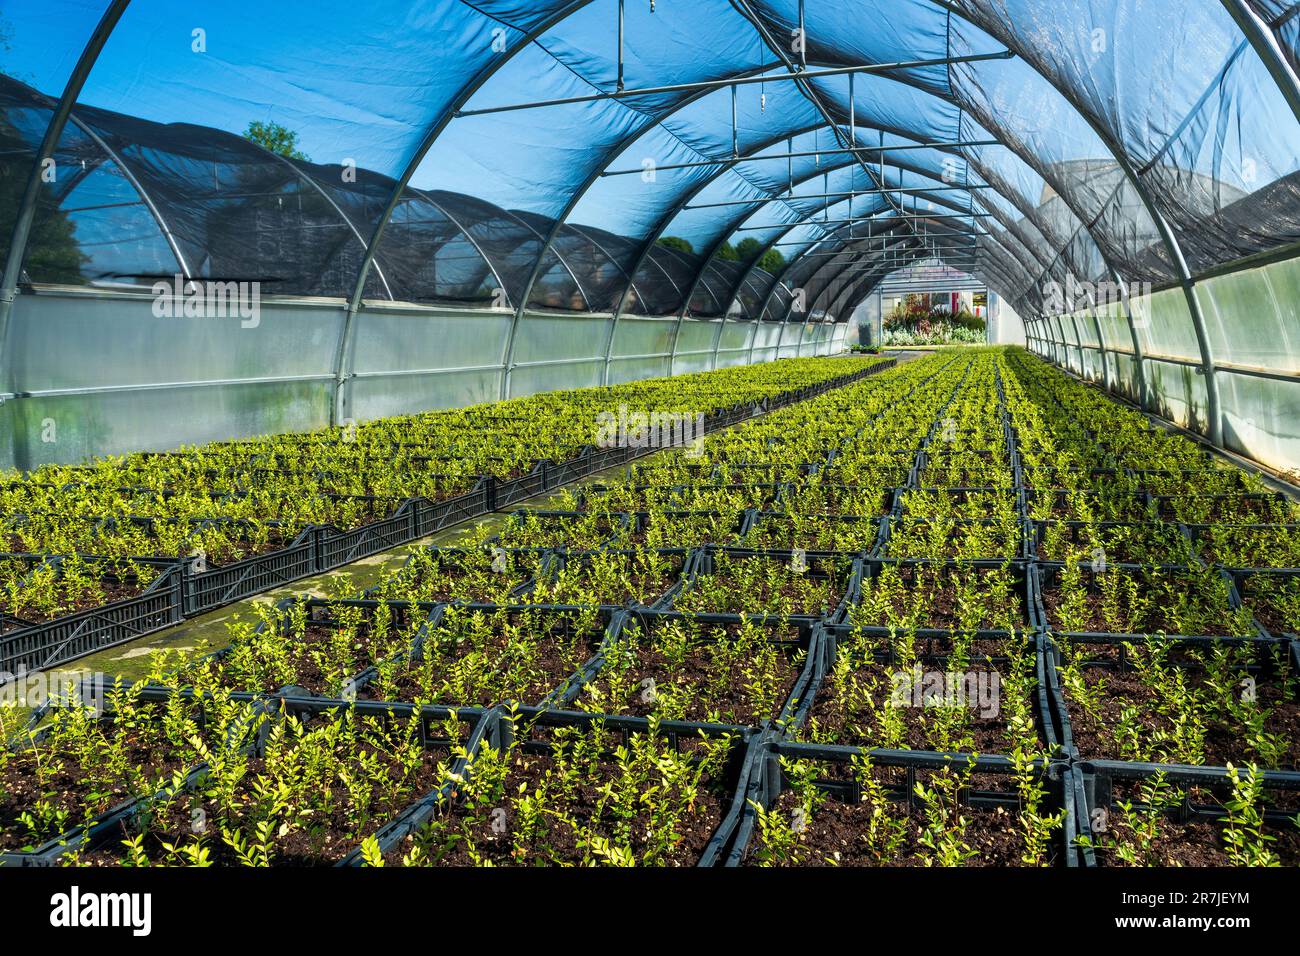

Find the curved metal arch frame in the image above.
[
  {"left": 779, "top": 226, "right": 923, "bottom": 322},
  {"left": 0, "top": 0, "right": 131, "bottom": 403},
  {"left": 816, "top": 227, "right": 988, "bottom": 324},
  {"left": 825, "top": 231, "right": 983, "bottom": 318},
  {"left": 806, "top": 234, "right": 925, "bottom": 320},
  {"left": 63, "top": 112, "right": 193, "bottom": 281},
  {"left": 833, "top": 224, "right": 1040, "bottom": 325},
  {"left": 598, "top": 117, "right": 837, "bottom": 385},
  {"left": 925, "top": 0, "right": 1236, "bottom": 443},
  {"left": 403, "top": 187, "right": 512, "bottom": 306},
  {"left": 708, "top": 144, "right": 991, "bottom": 319},
  {"left": 334, "top": 0, "right": 601, "bottom": 424},
  {"left": 683, "top": 149, "right": 984, "bottom": 322},
  {"left": 736, "top": 134, "right": 1119, "bottom": 330},
  {"left": 610, "top": 122, "right": 997, "bottom": 380},
  {"left": 799, "top": 210, "right": 987, "bottom": 308},
  {"left": 4, "top": 0, "right": 1298, "bottom": 447},
  {"left": 503, "top": 61, "right": 799, "bottom": 397},
  {"left": 785, "top": 209, "right": 1026, "bottom": 325}
]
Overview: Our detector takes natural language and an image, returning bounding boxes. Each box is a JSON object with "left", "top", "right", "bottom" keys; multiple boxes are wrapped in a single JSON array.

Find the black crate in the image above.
[
  {"left": 0, "top": 565, "right": 183, "bottom": 677},
  {"left": 673, "top": 546, "right": 864, "bottom": 624},
  {"left": 724, "top": 736, "right": 1079, "bottom": 867},
  {"left": 338, "top": 704, "right": 762, "bottom": 867},
  {"left": 180, "top": 526, "right": 318, "bottom": 615},
  {"left": 849, "top": 559, "right": 1036, "bottom": 633},
  {"left": 1041, "top": 629, "right": 1297, "bottom": 769},
  {"left": 1030, "top": 561, "right": 1265, "bottom": 639},
  {"left": 1073, "top": 759, "right": 1300, "bottom": 867},
  {"left": 806, "top": 624, "right": 1058, "bottom": 755}
]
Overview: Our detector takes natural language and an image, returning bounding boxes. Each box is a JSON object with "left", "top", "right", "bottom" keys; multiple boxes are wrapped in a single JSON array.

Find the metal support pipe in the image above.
[
  {"left": 1221, "top": 0, "right": 1300, "bottom": 125},
  {"left": 454, "top": 52, "right": 1013, "bottom": 118},
  {"left": 601, "top": 139, "right": 1001, "bottom": 176},
  {"left": 683, "top": 184, "right": 992, "bottom": 209},
  {"left": 924, "top": 0, "right": 1223, "bottom": 445},
  {"left": 0, "top": 0, "right": 130, "bottom": 418},
  {"left": 337, "top": 0, "right": 597, "bottom": 426}
]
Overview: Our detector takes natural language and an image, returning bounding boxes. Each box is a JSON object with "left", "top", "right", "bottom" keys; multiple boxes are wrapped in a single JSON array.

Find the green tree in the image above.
[
  {"left": 656, "top": 235, "right": 694, "bottom": 255},
  {"left": 243, "top": 120, "right": 309, "bottom": 161},
  {"left": 0, "top": 113, "right": 89, "bottom": 284},
  {"left": 734, "top": 237, "right": 785, "bottom": 274},
  {"left": 714, "top": 241, "right": 739, "bottom": 262}
]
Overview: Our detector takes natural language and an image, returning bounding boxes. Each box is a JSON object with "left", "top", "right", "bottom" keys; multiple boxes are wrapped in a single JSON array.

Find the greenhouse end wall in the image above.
[
  {"left": 0, "top": 290, "right": 845, "bottom": 471},
  {"left": 1026, "top": 253, "right": 1300, "bottom": 478}
]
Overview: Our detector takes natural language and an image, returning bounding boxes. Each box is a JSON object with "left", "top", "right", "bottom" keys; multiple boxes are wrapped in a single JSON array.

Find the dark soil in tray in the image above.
[
  {"left": 360, "top": 614, "right": 605, "bottom": 707},
  {"left": 802, "top": 659, "right": 1016, "bottom": 754},
  {"left": 1027, "top": 493, "right": 1151, "bottom": 522},
  {"left": 576, "top": 621, "right": 803, "bottom": 725},
  {"left": 753, "top": 789, "right": 1053, "bottom": 866},
  {"left": 1243, "top": 597, "right": 1297, "bottom": 635},
  {"left": 777, "top": 488, "right": 892, "bottom": 517},
  {"left": 75, "top": 751, "right": 448, "bottom": 867},
  {"left": 1157, "top": 496, "right": 1295, "bottom": 525},
  {"left": 203, "top": 532, "right": 299, "bottom": 567},
  {"left": 1061, "top": 665, "right": 1300, "bottom": 768},
  {"left": 919, "top": 467, "right": 1015, "bottom": 488},
  {"left": 1039, "top": 573, "right": 1249, "bottom": 637},
  {"left": 386, "top": 568, "right": 535, "bottom": 604},
  {"left": 1, "top": 732, "right": 191, "bottom": 853},
  {"left": 747, "top": 518, "right": 878, "bottom": 554},
  {"left": 853, "top": 566, "right": 1028, "bottom": 631},
  {"left": 1088, "top": 818, "right": 1300, "bottom": 866},
  {"left": 675, "top": 567, "right": 845, "bottom": 618},
  {"left": 540, "top": 568, "right": 679, "bottom": 607},
  {"left": 0, "top": 576, "right": 156, "bottom": 629},
  {"left": 391, "top": 747, "right": 731, "bottom": 867}
]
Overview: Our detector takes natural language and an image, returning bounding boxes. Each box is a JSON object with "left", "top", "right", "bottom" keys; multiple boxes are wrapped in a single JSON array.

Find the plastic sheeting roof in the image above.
[{"left": 3, "top": 0, "right": 1300, "bottom": 324}]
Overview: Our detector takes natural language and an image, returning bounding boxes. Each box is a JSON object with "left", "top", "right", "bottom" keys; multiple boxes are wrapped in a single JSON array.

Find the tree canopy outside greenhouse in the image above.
[{"left": 1, "top": 0, "right": 1300, "bottom": 922}]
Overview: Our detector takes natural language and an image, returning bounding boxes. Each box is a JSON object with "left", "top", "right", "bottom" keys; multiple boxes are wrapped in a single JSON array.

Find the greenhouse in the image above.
[{"left": 1, "top": 0, "right": 1300, "bottom": 891}]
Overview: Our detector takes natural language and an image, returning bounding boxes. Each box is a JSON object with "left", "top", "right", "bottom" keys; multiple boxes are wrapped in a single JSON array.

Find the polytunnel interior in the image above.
[{"left": 1, "top": 0, "right": 1300, "bottom": 476}]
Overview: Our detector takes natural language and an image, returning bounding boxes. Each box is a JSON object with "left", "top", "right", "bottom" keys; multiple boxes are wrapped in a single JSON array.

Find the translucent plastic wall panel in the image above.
[
  {"left": 9, "top": 292, "right": 338, "bottom": 394},
  {"left": 513, "top": 312, "right": 611, "bottom": 366},
  {"left": 5, "top": 293, "right": 338, "bottom": 468},
  {"left": 611, "top": 314, "right": 675, "bottom": 361},
  {"left": 672, "top": 319, "right": 720, "bottom": 375},
  {"left": 751, "top": 321, "right": 783, "bottom": 362},
  {"left": 10, "top": 380, "right": 333, "bottom": 471},
  {"left": 1095, "top": 297, "right": 1133, "bottom": 352},
  {"left": 1146, "top": 357, "right": 1211, "bottom": 433},
  {"left": 1196, "top": 255, "right": 1300, "bottom": 374},
  {"left": 508, "top": 359, "right": 604, "bottom": 399},
  {"left": 608, "top": 315, "right": 674, "bottom": 383},
  {"left": 348, "top": 306, "right": 511, "bottom": 419},
  {"left": 1132, "top": 286, "right": 1204, "bottom": 362},
  {"left": 777, "top": 322, "right": 801, "bottom": 358},
  {"left": 1218, "top": 370, "right": 1300, "bottom": 472},
  {"left": 717, "top": 319, "right": 753, "bottom": 356},
  {"left": 1106, "top": 352, "right": 1133, "bottom": 403}
]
